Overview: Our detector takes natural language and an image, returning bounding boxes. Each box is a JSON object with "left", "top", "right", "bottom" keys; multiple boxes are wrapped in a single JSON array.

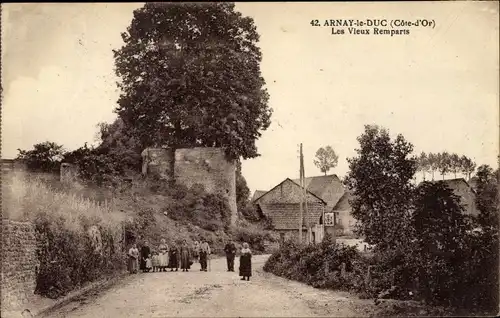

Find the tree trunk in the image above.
[{"left": 432, "top": 170, "right": 435, "bottom": 180}]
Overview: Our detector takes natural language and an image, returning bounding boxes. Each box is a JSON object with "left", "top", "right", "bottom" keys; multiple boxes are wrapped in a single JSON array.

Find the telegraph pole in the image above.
[
  {"left": 298, "top": 143, "right": 303, "bottom": 244},
  {"left": 301, "top": 145, "right": 309, "bottom": 244}
]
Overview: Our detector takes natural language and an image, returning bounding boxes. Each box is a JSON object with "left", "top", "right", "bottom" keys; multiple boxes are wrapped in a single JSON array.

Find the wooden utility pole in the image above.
[
  {"left": 300, "top": 145, "right": 309, "bottom": 244},
  {"left": 298, "top": 143, "right": 303, "bottom": 244}
]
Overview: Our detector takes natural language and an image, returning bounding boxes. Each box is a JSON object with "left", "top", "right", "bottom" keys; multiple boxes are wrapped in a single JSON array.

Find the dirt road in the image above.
[{"left": 45, "top": 255, "right": 375, "bottom": 317}]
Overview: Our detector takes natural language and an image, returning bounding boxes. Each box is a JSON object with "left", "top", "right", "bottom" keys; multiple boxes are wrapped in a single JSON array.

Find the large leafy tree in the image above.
[
  {"left": 16, "top": 141, "right": 65, "bottom": 173},
  {"left": 412, "top": 181, "right": 473, "bottom": 304},
  {"left": 113, "top": 3, "right": 272, "bottom": 160},
  {"left": 344, "top": 125, "right": 417, "bottom": 248},
  {"left": 313, "top": 146, "right": 339, "bottom": 175}
]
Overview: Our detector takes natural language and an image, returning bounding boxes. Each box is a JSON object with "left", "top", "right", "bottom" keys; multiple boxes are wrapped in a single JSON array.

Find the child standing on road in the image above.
[{"left": 152, "top": 251, "right": 160, "bottom": 272}]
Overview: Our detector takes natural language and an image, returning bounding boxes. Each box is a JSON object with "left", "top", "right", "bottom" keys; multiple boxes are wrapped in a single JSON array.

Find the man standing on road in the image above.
[
  {"left": 199, "top": 239, "right": 211, "bottom": 272},
  {"left": 224, "top": 240, "right": 237, "bottom": 272}
]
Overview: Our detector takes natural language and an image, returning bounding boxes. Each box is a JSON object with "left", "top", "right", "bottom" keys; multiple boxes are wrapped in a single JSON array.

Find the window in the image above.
[
  {"left": 335, "top": 212, "right": 341, "bottom": 225},
  {"left": 324, "top": 212, "right": 335, "bottom": 226},
  {"left": 325, "top": 212, "right": 341, "bottom": 226}
]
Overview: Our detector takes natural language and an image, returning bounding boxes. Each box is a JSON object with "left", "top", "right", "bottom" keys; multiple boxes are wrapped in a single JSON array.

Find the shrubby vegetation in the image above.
[
  {"left": 265, "top": 125, "right": 499, "bottom": 315},
  {"left": 3, "top": 173, "right": 126, "bottom": 299},
  {"left": 264, "top": 235, "right": 363, "bottom": 290}
]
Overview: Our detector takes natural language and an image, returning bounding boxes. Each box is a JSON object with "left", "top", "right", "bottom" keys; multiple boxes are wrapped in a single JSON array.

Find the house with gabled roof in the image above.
[
  {"left": 253, "top": 178, "right": 327, "bottom": 243},
  {"left": 253, "top": 175, "right": 356, "bottom": 243},
  {"left": 250, "top": 190, "right": 267, "bottom": 203},
  {"left": 426, "top": 178, "right": 478, "bottom": 216}
]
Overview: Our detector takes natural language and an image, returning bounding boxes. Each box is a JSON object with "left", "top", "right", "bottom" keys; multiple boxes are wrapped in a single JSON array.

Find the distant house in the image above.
[
  {"left": 253, "top": 175, "right": 356, "bottom": 243},
  {"left": 250, "top": 190, "right": 267, "bottom": 203},
  {"left": 291, "top": 175, "right": 356, "bottom": 236},
  {"left": 253, "top": 178, "right": 327, "bottom": 243},
  {"left": 331, "top": 191, "right": 357, "bottom": 235},
  {"left": 427, "top": 178, "right": 478, "bottom": 216}
]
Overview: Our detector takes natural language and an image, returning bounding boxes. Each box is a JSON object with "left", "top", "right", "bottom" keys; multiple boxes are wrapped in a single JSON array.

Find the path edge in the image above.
[{"left": 30, "top": 272, "right": 129, "bottom": 318}]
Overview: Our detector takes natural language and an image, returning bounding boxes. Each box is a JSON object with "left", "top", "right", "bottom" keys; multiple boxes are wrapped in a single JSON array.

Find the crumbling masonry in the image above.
[{"left": 141, "top": 147, "right": 238, "bottom": 225}]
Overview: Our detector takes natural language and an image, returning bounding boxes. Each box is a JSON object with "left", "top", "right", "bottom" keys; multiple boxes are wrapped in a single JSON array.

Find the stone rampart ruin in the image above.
[{"left": 141, "top": 147, "right": 238, "bottom": 225}]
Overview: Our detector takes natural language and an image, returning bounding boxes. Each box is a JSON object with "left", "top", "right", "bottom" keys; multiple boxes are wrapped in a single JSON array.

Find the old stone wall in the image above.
[
  {"left": 142, "top": 147, "right": 238, "bottom": 225},
  {"left": 175, "top": 148, "right": 237, "bottom": 224},
  {"left": 141, "top": 148, "right": 174, "bottom": 180},
  {"left": 1, "top": 220, "right": 39, "bottom": 311}
]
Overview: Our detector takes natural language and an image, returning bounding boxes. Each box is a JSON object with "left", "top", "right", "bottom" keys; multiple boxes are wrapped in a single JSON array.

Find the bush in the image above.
[
  {"left": 2, "top": 174, "right": 126, "bottom": 299},
  {"left": 34, "top": 213, "right": 124, "bottom": 298},
  {"left": 263, "top": 236, "right": 362, "bottom": 290},
  {"left": 231, "top": 224, "right": 277, "bottom": 253},
  {"left": 164, "top": 183, "right": 231, "bottom": 232}
]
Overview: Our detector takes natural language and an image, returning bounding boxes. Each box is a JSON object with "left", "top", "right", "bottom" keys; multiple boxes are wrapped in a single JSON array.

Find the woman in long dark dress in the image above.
[
  {"left": 140, "top": 241, "right": 151, "bottom": 273},
  {"left": 179, "top": 240, "right": 192, "bottom": 272},
  {"left": 239, "top": 242, "right": 252, "bottom": 281},
  {"left": 168, "top": 242, "right": 179, "bottom": 272}
]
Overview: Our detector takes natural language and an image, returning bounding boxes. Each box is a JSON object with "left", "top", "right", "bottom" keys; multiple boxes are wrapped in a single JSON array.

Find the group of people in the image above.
[
  {"left": 127, "top": 238, "right": 252, "bottom": 280},
  {"left": 127, "top": 238, "right": 212, "bottom": 273}
]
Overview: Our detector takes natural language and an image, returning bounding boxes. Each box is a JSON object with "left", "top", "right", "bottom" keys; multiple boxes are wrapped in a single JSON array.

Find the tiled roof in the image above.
[
  {"left": 251, "top": 190, "right": 267, "bottom": 202},
  {"left": 258, "top": 203, "right": 326, "bottom": 230},
  {"left": 254, "top": 178, "right": 327, "bottom": 205},
  {"left": 292, "top": 174, "right": 345, "bottom": 206},
  {"left": 423, "top": 178, "right": 473, "bottom": 190},
  {"left": 333, "top": 191, "right": 352, "bottom": 211}
]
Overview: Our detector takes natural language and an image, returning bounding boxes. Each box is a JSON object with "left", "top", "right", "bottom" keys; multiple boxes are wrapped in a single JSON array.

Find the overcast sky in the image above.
[{"left": 2, "top": 2, "right": 499, "bottom": 194}]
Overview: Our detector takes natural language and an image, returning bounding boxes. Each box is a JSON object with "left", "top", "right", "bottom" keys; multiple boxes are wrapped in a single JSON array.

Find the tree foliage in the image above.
[
  {"left": 474, "top": 165, "right": 499, "bottom": 230},
  {"left": 460, "top": 155, "right": 477, "bottom": 180},
  {"left": 16, "top": 141, "right": 65, "bottom": 173},
  {"left": 63, "top": 143, "right": 125, "bottom": 187},
  {"left": 313, "top": 146, "right": 339, "bottom": 175},
  {"left": 413, "top": 182, "right": 470, "bottom": 255},
  {"left": 96, "top": 118, "right": 143, "bottom": 171},
  {"left": 417, "top": 152, "right": 430, "bottom": 180},
  {"left": 235, "top": 159, "right": 250, "bottom": 212},
  {"left": 416, "top": 152, "right": 476, "bottom": 181},
  {"left": 113, "top": 2, "right": 272, "bottom": 160},
  {"left": 344, "top": 125, "right": 417, "bottom": 248}
]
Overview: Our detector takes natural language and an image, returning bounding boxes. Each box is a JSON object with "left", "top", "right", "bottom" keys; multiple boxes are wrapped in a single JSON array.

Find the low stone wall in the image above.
[{"left": 1, "top": 219, "right": 39, "bottom": 311}]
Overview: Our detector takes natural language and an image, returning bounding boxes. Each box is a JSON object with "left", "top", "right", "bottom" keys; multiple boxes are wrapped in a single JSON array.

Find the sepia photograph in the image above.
[{"left": 1, "top": 1, "right": 499, "bottom": 317}]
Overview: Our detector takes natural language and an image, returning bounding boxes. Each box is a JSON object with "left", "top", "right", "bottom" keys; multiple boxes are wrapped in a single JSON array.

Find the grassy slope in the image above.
[{"left": 2, "top": 171, "right": 275, "bottom": 256}]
